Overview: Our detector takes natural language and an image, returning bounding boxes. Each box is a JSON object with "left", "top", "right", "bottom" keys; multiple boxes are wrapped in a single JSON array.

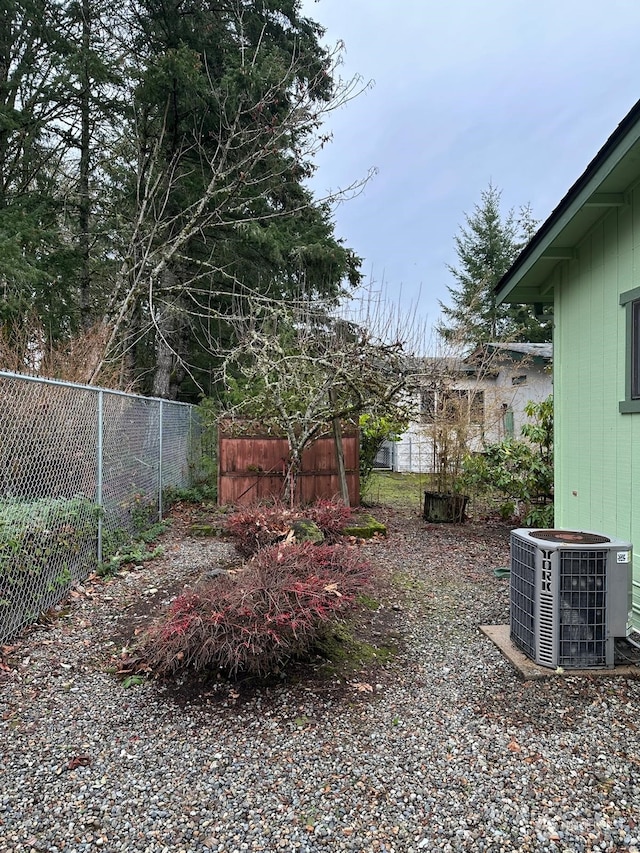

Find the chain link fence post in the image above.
[
  {"left": 158, "top": 399, "right": 164, "bottom": 521},
  {"left": 97, "top": 389, "right": 104, "bottom": 565}
]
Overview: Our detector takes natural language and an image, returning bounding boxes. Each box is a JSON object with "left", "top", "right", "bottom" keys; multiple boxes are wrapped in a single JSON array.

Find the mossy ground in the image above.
[
  {"left": 357, "top": 593, "right": 382, "bottom": 611},
  {"left": 188, "top": 522, "right": 225, "bottom": 537},
  {"left": 342, "top": 513, "right": 387, "bottom": 538},
  {"left": 314, "top": 621, "right": 399, "bottom": 674}
]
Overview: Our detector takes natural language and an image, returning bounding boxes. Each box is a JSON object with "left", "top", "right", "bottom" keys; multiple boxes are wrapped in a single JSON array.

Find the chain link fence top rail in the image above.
[{"left": 0, "top": 372, "right": 202, "bottom": 644}]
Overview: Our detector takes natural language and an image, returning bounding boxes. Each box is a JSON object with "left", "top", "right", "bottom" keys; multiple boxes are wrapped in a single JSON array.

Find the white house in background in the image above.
[{"left": 379, "top": 343, "right": 553, "bottom": 474}]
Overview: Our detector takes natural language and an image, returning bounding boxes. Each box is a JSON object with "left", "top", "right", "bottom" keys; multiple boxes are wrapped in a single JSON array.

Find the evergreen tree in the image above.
[
  {"left": 0, "top": 0, "right": 125, "bottom": 354},
  {"left": 0, "top": 0, "right": 74, "bottom": 347},
  {"left": 0, "top": 0, "right": 363, "bottom": 394},
  {"left": 59, "top": 0, "right": 127, "bottom": 326},
  {"left": 101, "top": 0, "right": 362, "bottom": 398},
  {"left": 437, "top": 183, "right": 552, "bottom": 346}
]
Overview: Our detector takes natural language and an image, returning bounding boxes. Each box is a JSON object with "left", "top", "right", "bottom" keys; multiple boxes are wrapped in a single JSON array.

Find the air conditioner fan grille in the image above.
[{"left": 530, "top": 530, "right": 611, "bottom": 545}]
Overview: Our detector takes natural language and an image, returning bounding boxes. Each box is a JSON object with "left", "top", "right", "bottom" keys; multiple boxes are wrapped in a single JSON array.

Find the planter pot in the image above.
[{"left": 423, "top": 491, "right": 469, "bottom": 523}]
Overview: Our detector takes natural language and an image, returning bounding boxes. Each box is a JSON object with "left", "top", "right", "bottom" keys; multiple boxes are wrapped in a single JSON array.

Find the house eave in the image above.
[{"left": 496, "top": 98, "right": 640, "bottom": 305}]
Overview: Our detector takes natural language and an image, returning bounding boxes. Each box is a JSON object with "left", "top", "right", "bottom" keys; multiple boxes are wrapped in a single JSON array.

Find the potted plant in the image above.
[
  {"left": 423, "top": 421, "right": 469, "bottom": 522},
  {"left": 421, "top": 380, "right": 475, "bottom": 523}
]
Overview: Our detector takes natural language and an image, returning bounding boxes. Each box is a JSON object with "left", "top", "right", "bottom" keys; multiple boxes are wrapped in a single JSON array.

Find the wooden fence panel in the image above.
[{"left": 218, "top": 431, "right": 359, "bottom": 506}]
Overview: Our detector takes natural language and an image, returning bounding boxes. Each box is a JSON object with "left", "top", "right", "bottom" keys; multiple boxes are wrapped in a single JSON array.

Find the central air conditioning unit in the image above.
[{"left": 510, "top": 528, "right": 632, "bottom": 669}]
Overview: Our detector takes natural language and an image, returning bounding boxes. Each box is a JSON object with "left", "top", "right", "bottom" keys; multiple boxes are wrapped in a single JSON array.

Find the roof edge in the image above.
[{"left": 496, "top": 97, "right": 640, "bottom": 303}]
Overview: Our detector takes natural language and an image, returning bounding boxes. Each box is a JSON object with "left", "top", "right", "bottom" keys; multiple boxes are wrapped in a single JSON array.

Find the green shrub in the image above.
[
  {"left": 163, "top": 482, "right": 218, "bottom": 507},
  {"left": 359, "top": 413, "right": 407, "bottom": 487},
  {"left": 459, "top": 396, "right": 553, "bottom": 526},
  {"left": 0, "top": 496, "right": 99, "bottom": 611},
  {"left": 0, "top": 496, "right": 99, "bottom": 570}
]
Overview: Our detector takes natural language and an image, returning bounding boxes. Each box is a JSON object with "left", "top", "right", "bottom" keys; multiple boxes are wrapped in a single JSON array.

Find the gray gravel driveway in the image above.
[{"left": 1, "top": 507, "right": 639, "bottom": 853}]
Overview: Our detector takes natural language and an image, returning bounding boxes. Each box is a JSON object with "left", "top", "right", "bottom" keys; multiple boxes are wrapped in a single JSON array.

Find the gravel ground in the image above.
[{"left": 1, "top": 506, "right": 639, "bottom": 853}]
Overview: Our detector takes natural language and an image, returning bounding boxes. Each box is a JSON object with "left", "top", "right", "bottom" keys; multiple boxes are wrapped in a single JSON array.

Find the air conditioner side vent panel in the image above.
[{"left": 509, "top": 536, "right": 536, "bottom": 660}]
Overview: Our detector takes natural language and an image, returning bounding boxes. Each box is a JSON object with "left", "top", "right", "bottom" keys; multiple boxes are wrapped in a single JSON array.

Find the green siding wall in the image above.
[{"left": 555, "top": 195, "right": 640, "bottom": 628}]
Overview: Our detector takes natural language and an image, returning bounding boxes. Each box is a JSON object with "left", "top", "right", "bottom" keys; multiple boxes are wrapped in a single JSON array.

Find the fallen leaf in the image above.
[
  {"left": 354, "top": 682, "right": 373, "bottom": 693},
  {"left": 68, "top": 755, "right": 91, "bottom": 770},
  {"left": 507, "top": 740, "right": 521, "bottom": 753}
]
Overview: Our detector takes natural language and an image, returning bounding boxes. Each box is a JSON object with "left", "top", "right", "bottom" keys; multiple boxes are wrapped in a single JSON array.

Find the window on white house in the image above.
[
  {"left": 419, "top": 389, "right": 436, "bottom": 420},
  {"left": 511, "top": 375, "right": 527, "bottom": 386},
  {"left": 420, "top": 388, "right": 484, "bottom": 424}
]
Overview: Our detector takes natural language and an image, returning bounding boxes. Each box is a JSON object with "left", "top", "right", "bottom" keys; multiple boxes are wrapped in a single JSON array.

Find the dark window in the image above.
[
  {"left": 420, "top": 388, "right": 484, "bottom": 424},
  {"left": 512, "top": 374, "right": 527, "bottom": 386},
  {"left": 619, "top": 287, "right": 640, "bottom": 413},
  {"left": 441, "top": 389, "right": 467, "bottom": 421},
  {"left": 468, "top": 390, "right": 484, "bottom": 425},
  {"left": 633, "top": 299, "right": 640, "bottom": 399},
  {"left": 420, "top": 389, "right": 435, "bottom": 419}
]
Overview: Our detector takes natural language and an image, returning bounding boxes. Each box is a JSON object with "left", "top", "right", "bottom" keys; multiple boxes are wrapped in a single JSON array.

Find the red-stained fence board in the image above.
[{"left": 218, "top": 430, "right": 359, "bottom": 506}]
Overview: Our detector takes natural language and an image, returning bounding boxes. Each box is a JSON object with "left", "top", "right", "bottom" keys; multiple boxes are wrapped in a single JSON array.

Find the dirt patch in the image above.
[{"left": 147, "top": 598, "right": 407, "bottom": 714}]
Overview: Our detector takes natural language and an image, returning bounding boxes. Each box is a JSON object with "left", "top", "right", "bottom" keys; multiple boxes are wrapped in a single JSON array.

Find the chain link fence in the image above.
[{"left": 0, "top": 372, "right": 203, "bottom": 643}]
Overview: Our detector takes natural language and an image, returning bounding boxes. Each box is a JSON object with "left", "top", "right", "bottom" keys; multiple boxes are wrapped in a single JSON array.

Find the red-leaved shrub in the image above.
[
  {"left": 225, "top": 501, "right": 294, "bottom": 556},
  {"left": 225, "top": 499, "right": 354, "bottom": 556},
  {"left": 304, "top": 499, "right": 354, "bottom": 541},
  {"left": 136, "top": 542, "right": 371, "bottom": 677}
]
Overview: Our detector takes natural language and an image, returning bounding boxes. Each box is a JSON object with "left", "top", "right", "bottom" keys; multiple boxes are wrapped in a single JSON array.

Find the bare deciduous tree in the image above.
[
  {"left": 221, "top": 294, "right": 412, "bottom": 503},
  {"left": 85, "top": 37, "right": 372, "bottom": 392}
]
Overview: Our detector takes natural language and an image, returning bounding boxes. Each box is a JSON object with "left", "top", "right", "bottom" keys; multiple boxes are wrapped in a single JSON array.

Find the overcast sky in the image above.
[{"left": 300, "top": 0, "right": 640, "bottom": 345}]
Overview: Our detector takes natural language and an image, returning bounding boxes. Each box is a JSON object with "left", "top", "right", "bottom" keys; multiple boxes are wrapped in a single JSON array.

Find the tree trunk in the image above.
[
  {"left": 152, "top": 330, "right": 174, "bottom": 399},
  {"left": 283, "top": 449, "right": 301, "bottom": 507},
  {"left": 78, "top": 0, "right": 92, "bottom": 327},
  {"left": 329, "top": 389, "right": 350, "bottom": 506},
  {"left": 152, "top": 269, "right": 181, "bottom": 399}
]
